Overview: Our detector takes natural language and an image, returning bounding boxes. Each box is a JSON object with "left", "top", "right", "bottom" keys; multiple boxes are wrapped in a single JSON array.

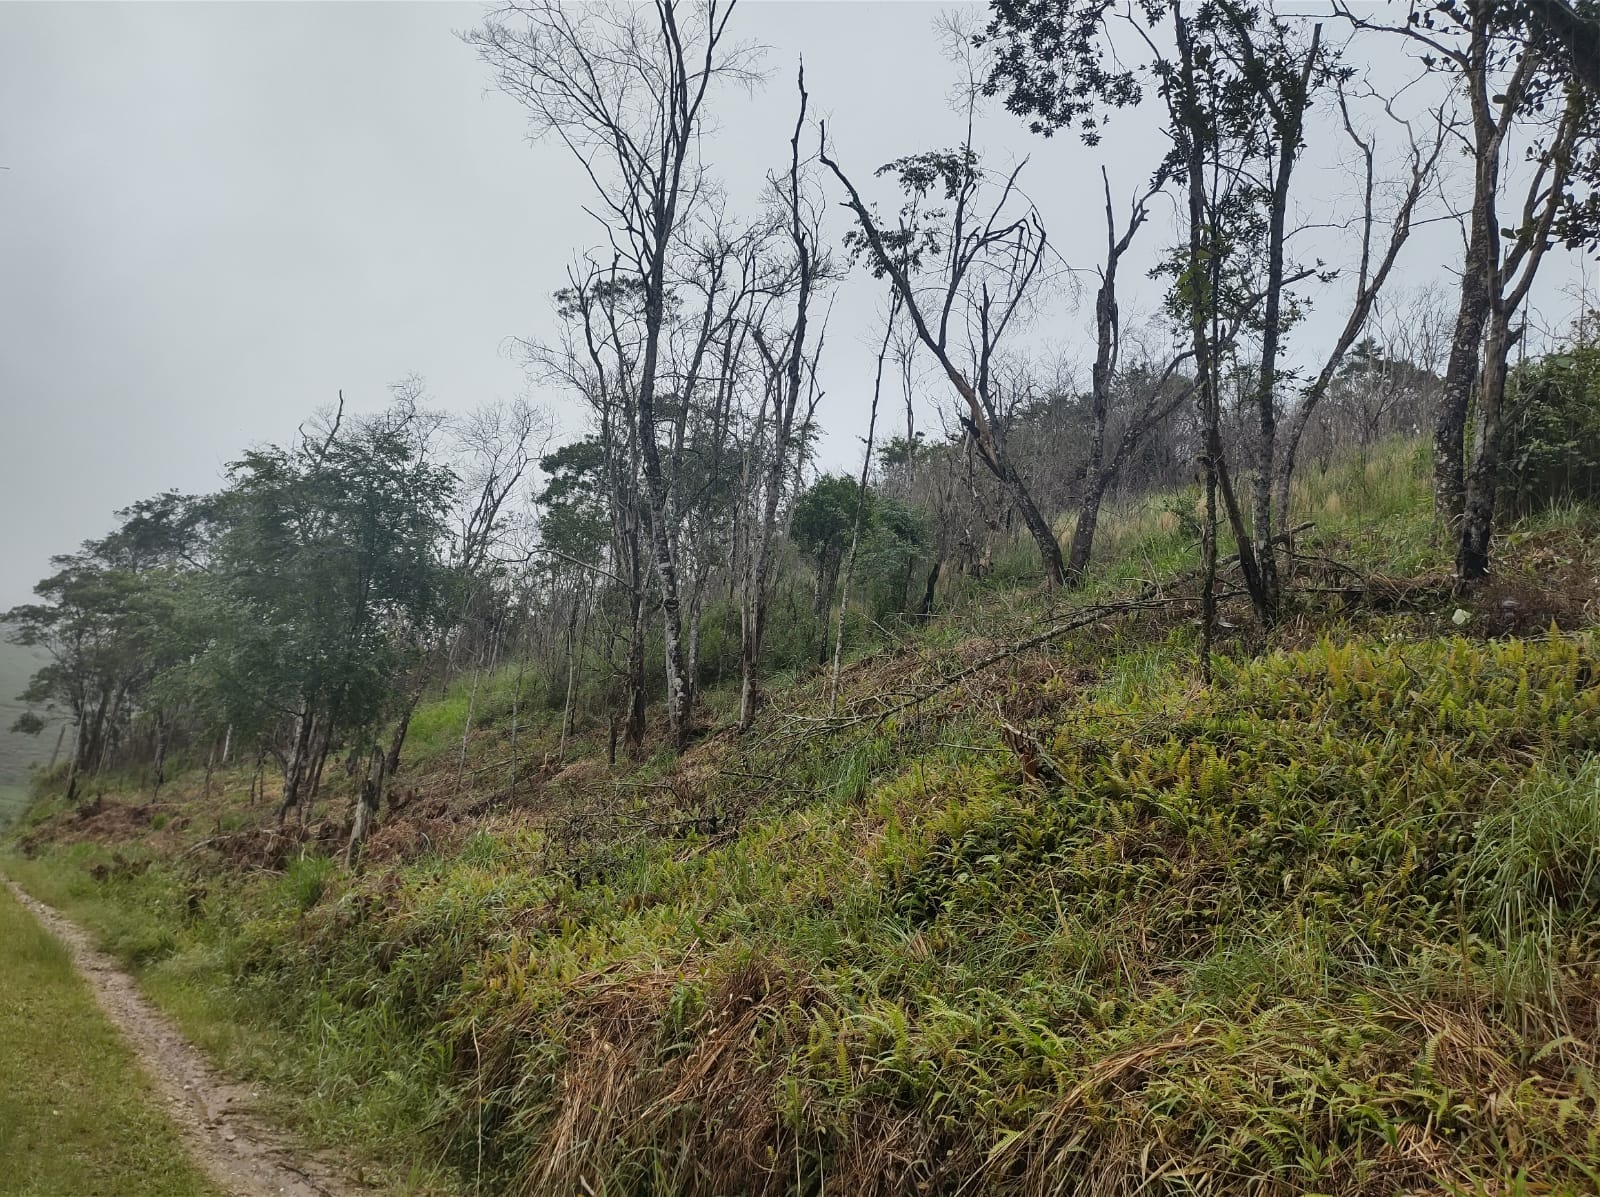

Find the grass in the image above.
[
  {"left": 9, "top": 437, "right": 1600, "bottom": 1195},
  {"left": 0, "top": 842, "right": 461, "bottom": 1196},
  {"left": 0, "top": 882, "right": 220, "bottom": 1197}
]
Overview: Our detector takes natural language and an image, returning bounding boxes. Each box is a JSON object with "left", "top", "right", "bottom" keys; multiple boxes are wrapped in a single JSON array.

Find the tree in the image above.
[
  {"left": 202, "top": 397, "right": 453, "bottom": 828},
  {"left": 791, "top": 474, "right": 863, "bottom": 662},
  {"left": 1523, "top": 0, "right": 1600, "bottom": 98},
  {"left": 983, "top": 0, "right": 1333, "bottom": 631},
  {"left": 830, "top": 290, "right": 900, "bottom": 711},
  {"left": 470, "top": 0, "right": 761, "bottom": 750},
  {"left": 1498, "top": 316, "right": 1600, "bottom": 514},
  {"left": 541, "top": 266, "right": 654, "bottom": 749},
  {"left": 821, "top": 21, "right": 1065, "bottom": 588},
  {"left": 1273, "top": 87, "right": 1443, "bottom": 531},
  {"left": 1066, "top": 166, "right": 1198, "bottom": 583},
  {"left": 741, "top": 65, "right": 831, "bottom": 728},
  {"left": 4, "top": 492, "right": 211, "bottom": 800},
  {"left": 821, "top": 141, "right": 1062, "bottom": 585},
  {"left": 1338, "top": 0, "right": 1600, "bottom": 578}
]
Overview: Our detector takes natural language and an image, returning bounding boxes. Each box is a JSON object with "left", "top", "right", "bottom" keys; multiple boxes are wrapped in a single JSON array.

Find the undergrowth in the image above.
[
  {"left": 8, "top": 439, "right": 1600, "bottom": 1195},
  {"left": 36, "top": 633, "right": 1595, "bottom": 1195}
]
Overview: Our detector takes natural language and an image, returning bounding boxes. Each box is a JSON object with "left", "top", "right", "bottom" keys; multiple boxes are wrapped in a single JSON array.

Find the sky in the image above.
[{"left": 1, "top": 1, "right": 1594, "bottom": 613}]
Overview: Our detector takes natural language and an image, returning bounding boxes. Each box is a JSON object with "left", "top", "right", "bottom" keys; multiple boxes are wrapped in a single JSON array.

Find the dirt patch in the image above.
[{"left": 2, "top": 878, "right": 369, "bottom": 1197}]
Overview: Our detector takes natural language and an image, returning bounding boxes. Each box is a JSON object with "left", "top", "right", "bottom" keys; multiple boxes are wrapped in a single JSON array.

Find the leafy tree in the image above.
[
  {"left": 536, "top": 438, "right": 611, "bottom": 569},
  {"left": 4, "top": 493, "right": 211, "bottom": 798},
  {"left": 860, "top": 496, "right": 930, "bottom": 618},
  {"left": 791, "top": 474, "right": 864, "bottom": 629},
  {"left": 1499, "top": 322, "right": 1600, "bottom": 515},
  {"left": 199, "top": 399, "right": 455, "bottom": 824}
]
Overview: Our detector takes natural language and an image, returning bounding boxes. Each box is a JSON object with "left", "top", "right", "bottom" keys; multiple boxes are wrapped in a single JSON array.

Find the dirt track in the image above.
[{"left": 3, "top": 878, "right": 367, "bottom": 1197}]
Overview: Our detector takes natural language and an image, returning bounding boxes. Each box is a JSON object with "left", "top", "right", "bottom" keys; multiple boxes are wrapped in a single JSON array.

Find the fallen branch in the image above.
[{"left": 809, "top": 594, "right": 1190, "bottom": 730}]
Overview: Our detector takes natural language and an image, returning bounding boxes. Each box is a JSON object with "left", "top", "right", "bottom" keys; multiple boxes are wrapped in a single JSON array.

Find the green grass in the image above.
[
  {"left": 1, "top": 843, "right": 461, "bottom": 1195},
  {"left": 11, "top": 437, "right": 1600, "bottom": 1195},
  {"left": 30, "top": 631, "right": 1598, "bottom": 1195},
  {"left": 0, "top": 883, "right": 220, "bottom": 1197}
]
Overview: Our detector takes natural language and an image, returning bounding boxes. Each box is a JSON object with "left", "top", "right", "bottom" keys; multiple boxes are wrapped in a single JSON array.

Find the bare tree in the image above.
[
  {"left": 1458, "top": 93, "right": 1585, "bottom": 577},
  {"left": 1066, "top": 165, "right": 1198, "bottom": 583},
  {"left": 830, "top": 290, "right": 901, "bottom": 711},
  {"left": 1338, "top": 0, "right": 1597, "bottom": 577},
  {"left": 470, "top": 0, "right": 761, "bottom": 750},
  {"left": 740, "top": 65, "right": 831, "bottom": 729},
  {"left": 820, "top": 135, "right": 1063, "bottom": 585},
  {"left": 1273, "top": 83, "right": 1444, "bottom": 532},
  {"left": 539, "top": 260, "right": 652, "bottom": 749}
]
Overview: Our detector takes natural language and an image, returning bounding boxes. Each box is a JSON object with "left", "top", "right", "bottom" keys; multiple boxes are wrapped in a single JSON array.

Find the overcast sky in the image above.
[{"left": 1, "top": 1, "right": 1593, "bottom": 613}]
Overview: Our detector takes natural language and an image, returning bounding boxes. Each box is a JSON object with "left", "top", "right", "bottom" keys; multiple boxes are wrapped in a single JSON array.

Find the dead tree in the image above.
[
  {"left": 471, "top": 0, "right": 760, "bottom": 750},
  {"left": 831, "top": 290, "right": 901, "bottom": 711},
  {"left": 1066, "top": 164, "right": 1197, "bottom": 584},
  {"left": 1273, "top": 83, "right": 1443, "bottom": 533},
  {"left": 541, "top": 261, "right": 651, "bottom": 749},
  {"left": 821, "top": 138, "right": 1064, "bottom": 586},
  {"left": 740, "top": 65, "right": 830, "bottom": 730}
]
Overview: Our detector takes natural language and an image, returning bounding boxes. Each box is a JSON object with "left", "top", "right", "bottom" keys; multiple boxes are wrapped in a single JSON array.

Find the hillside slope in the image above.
[{"left": 7, "top": 443, "right": 1600, "bottom": 1196}]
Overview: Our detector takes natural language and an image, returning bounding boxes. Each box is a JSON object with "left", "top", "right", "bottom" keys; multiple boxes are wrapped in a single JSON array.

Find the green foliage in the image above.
[
  {"left": 194, "top": 401, "right": 456, "bottom": 741},
  {"left": 1501, "top": 331, "right": 1600, "bottom": 516},
  {"left": 858, "top": 496, "right": 930, "bottom": 618},
  {"left": 791, "top": 474, "right": 864, "bottom": 580},
  {"left": 535, "top": 438, "right": 609, "bottom": 565},
  {"left": 2, "top": 502, "right": 205, "bottom": 779}
]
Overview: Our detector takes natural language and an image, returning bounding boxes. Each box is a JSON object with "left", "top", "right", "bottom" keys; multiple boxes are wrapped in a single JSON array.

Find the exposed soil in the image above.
[{"left": 3, "top": 878, "right": 368, "bottom": 1197}]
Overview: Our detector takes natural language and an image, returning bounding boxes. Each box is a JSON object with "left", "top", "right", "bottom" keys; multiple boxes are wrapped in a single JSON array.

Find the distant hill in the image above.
[{"left": 0, "top": 639, "right": 57, "bottom": 824}]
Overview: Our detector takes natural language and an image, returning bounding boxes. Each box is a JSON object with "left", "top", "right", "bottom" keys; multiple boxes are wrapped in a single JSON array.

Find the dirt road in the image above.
[{"left": 3, "top": 878, "right": 367, "bottom": 1197}]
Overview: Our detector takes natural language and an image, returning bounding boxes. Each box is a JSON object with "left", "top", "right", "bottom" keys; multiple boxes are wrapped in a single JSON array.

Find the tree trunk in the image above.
[
  {"left": 454, "top": 663, "right": 483, "bottom": 800},
  {"left": 625, "top": 576, "right": 647, "bottom": 751},
  {"left": 1249, "top": 26, "right": 1319, "bottom": 618},
  {"left": 384, "top": 702, "right": 414, "bottom": 795},
  {"left": 1005, "top": 465, "right": 1066, "bottom": 586},
  {"left": 559, "top": 593, "right": 580, "bottom": 759},
  {"left": 1437, "top": 23, "right": 1505, "bottom": 530},
  {"left": 685, "top": 555, "right": 711, "bottom": 722},
  {"left": 277, "top": 708, "right": 315, "bottom": 825},
  {"left": 77, "top": 688, "right": 111, "bottom": 777},
  {"left": 1458, "top": 313, "right": 1515, "bottom": 579},
  {"left": 1067, "top": 474, "right": 1111, "bottom": 583},
  {"left": 1070, "top": 234, "right": 1115, "bottom": 589},
  {"left": 151, "top": 713, "right": 167, "bottom": 801},
  {"left": 1435, "top": 266, "right": 1490, "bottom": 530},
  {"left": 920, "top": 559, "right": 941, "bottom": 617},
  {"left": 64, "top": 719, "right": 83, "bottom": 803},
  {"left": 47, "top": 722, "right": 66, "bottom": 773},
  {"left": 345, "top": 747, "right": 384, "bottom": 869},
  {"left": 306, "top": 719, "right": 333, "bottom": 819},
  {"left": 636, "top": 251, "right": 692, "bottom": 751}
]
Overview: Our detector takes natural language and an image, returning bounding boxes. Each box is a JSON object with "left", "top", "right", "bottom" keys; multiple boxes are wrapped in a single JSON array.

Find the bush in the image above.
[{"left": 1500, "top": 335, "right": 1600, "bottom": 516}]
